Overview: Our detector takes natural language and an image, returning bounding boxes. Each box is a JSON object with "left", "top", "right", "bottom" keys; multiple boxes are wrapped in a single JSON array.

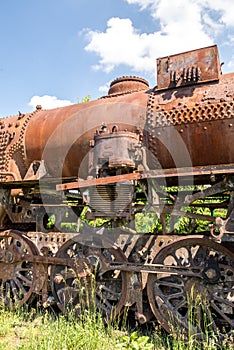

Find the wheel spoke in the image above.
[
  {"left": 16, "top": 272, "right": 32, "bottom": 286},
  {"left": 167, "top": 291, "right": 185, "bottom": 301},
  {"left": 5, "top": 281, "right": 11, "bottom": 298},
  {"left": 213, "top": 294, "right": 234, "bottom": 309},
  {"left": 97, "top": 283, "right": 121, "bottom": 298},
  {"left": 96, "top": 290, "right": 113, "bottom": 310},
  {"left": 10, "top": 280, "right": 19, "bottom": 302},
  {"left": 14, "top": 278, "right": 27, "bottom": 296},
  {"left": 210, "top": 300, "right": 234, "bottom": 327},
  {"left": 156, "top": 279, "right": 183, "bottom": 289},
  {"left": 174, "top": 298, "right": 187, "bottom": 311},
  {"left": 204, "top": 304, "right": 219, "bottom": 332}
]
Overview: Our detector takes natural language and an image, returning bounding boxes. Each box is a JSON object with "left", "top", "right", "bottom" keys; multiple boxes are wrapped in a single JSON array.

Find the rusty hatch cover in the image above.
[{"left": 156, "top": 45, "right": 221, "bottom": 90}]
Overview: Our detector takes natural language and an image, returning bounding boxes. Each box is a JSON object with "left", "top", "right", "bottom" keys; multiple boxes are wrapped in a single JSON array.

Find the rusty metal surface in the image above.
[
  {"left": 24, "top": 91, "right": 148, "bottom": 179},
  {"left": 145, "top": 71, "right": 234, "bottom": 169},
  {"left": 157, "top": 45, "right": 221, "bottom": 90},
  {"left": 90, "top": 127, "right": 143, "bottom": 177},
  {"left": 0, "top": 109, "right": 40, "bottom": 182},
  {"left": 108, "top": 76, "right": 149, "bottom": 95},
  {"left": 56, "top": 163, "right": 234, "bottom": 191},
  {"left": 0, "top": 78, "right": 232, "bottom": 182},
  {"left": 0, "top": 47, "right": 232, "bottom": 182}
]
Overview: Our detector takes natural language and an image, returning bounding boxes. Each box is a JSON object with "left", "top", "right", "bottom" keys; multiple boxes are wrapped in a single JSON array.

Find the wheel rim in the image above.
[
  {"left": 51, "top": 234, "right": 128, "bottom": 319},
  {"left": 0, "top": 230, "right": 40, "bottom": 306},
  {"left": 147, "top": 238, "right": 234, "bottom": 337}
]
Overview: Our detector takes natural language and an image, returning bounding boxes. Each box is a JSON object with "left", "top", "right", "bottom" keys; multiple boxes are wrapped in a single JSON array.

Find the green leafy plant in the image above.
[{"left": 115, "top": 331, "right": 154, "bottom": 349}]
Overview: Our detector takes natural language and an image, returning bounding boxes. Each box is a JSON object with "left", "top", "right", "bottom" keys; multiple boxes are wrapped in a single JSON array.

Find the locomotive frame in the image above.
[{"left": 0, "top": 44, "right": 233, "bottom": 338}]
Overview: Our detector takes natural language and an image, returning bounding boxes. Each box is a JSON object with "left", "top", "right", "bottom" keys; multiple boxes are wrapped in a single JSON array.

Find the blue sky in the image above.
[{"left": 0, "top": 0, "right": 233, "bottom": 117}]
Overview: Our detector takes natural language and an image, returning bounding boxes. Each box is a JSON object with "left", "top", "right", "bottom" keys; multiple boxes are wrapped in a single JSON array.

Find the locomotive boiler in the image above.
[{"left": 0, "top": 44, "right": 233, "bottom": 337}]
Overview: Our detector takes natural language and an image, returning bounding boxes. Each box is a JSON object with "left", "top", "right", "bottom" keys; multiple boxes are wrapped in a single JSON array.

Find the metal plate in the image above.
[{"left": 157, "top": 45, "right": 221, "bottom": 90}]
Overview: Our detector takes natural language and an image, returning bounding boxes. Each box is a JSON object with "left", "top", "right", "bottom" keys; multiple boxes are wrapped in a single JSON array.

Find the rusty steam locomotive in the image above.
[{"left": 0, "top": 45, "right": 233, "bottom": 337}]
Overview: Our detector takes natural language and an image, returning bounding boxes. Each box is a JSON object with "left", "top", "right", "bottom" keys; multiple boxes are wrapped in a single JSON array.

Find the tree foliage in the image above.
[{"left": 77, "top": 94, "right": 91, "bottom": 103}]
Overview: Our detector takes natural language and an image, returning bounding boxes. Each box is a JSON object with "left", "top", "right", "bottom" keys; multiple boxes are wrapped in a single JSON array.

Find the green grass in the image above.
[{"left": 0, "top": 307, "right": 232, "bottom": 350}]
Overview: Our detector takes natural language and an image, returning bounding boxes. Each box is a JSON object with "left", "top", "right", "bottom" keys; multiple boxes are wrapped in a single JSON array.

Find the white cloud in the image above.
[
  {"left": 202, "top": 13, "right": 223, "bottom": 36},
  {"left": 84, "top": 0, "right": 233, "bottom": 75},
  {"left": 28, "top": 95, "right": 73, "bottom": 110},
  {"left": 125, "top": 0, "right": 155, "bottom": 10},
  {"left": 98, "top": 81, "right": 111, "bottom": 94},
  {"left": 198, "top": 0, "right": 234, "bottom": 27},
  {"left": 84, "top": 14, "right": 212, "bottom": 74},
  {"left": 84, "top": 17, "right": 157, "bottom": 73},
  {"left": 126, "top": 0, "right": 234, "bottom": 27}
]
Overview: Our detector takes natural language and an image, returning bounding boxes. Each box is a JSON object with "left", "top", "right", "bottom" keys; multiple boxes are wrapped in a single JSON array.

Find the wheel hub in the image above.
[{"left": 202, "top": 258, "right": 221, "bottom": 283}]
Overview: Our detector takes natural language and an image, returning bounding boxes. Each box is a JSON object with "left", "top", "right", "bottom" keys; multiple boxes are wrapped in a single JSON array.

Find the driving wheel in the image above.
[
  {"left": 51, "top": 233, "right": 129, "bottom": 320},
  {"left": 0, "top": 230, "right": 42, "bottom": 306},
  {"left": 147, "top": 237, "right": 234, "bottom": 337}
]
